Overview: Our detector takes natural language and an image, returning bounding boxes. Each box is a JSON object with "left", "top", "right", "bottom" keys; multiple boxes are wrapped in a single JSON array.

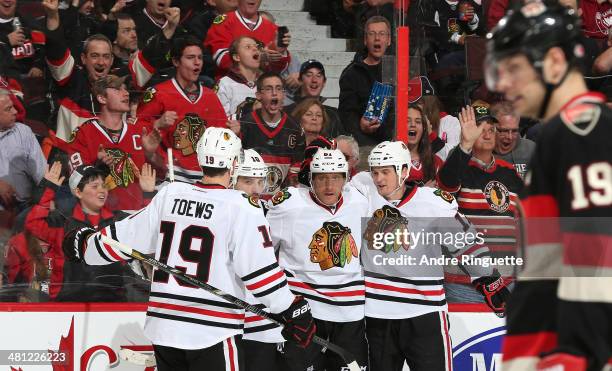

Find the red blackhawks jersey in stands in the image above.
[
  {"left": 351, "top": 171, "right": 492, "bottom": 319},
  {"left": 204, "top": 10, "right": 290, "bottom": 78},
  {"left": 137, "top": 78, "right": 227, "bottom": 183},
  {"left": 267, "top": 186, "right": 368, "bottom": 322},
  {"left": 437, "top": 149, "right": 523, "bottom": 284},
  {"left": 66, "top": 119, "right": 147, "bottom": 212},
  {"left": 502, "top": 92, "right": 612, "bottom": 371},
  {"left": 240, "top": 110, "right": 305, "bottom": 195},
  {"left": 83, "top": 182, "right": 295, "bottom": 349}
]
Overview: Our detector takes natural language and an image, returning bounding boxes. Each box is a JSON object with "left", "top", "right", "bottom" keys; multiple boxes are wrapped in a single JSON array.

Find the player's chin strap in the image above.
[
  {"left": 535, "top": 60, "right": 572, "bottom": 119},
  {"left": 387, "top": 171, "right": 409, "bottom": 202}
]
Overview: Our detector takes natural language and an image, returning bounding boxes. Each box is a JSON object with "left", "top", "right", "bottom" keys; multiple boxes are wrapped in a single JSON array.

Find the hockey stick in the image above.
[
  {"left": 167, "top": 148, "right": 175, "bottom": 182},
  {"left": 100, "top": 235, "right": 362, "bottom": 371}
]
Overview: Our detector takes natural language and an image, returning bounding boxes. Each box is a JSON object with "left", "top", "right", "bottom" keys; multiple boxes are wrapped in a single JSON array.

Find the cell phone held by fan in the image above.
[{"left": 277, "top": 26, "right": 289, "bottom": 48}]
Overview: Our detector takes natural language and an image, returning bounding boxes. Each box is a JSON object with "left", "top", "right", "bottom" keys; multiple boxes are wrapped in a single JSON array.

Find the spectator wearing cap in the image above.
[
  {"left": 0, "top": 89, "right": 46, "bottom": 213},
  {"left": 65, "top": 75, "right": 159, "bottom": 212},
  {"left": 437, "top": 104, "right": 523, "bottom": 303},
  {"left": 491, "top": 101, "right": 535, "bottom": 179},
  {"left": 285, "top": 59, "right": 346, "bottom": 138},
  {"left": 25, "top": 161, "right": 154, "bottom": 301},
  {"left": 338, "top": 15, "right": 394, "bottom": 146},
  {"left": 215, "top": 35, "right": 262, "bottom": 118}
]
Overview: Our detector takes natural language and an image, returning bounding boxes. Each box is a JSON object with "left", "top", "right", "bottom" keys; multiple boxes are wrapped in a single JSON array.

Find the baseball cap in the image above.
[
  {"left": 473, "top": 104, "right": 499, "bottom": 124},
  {"left": 299, "top": 59, "right": 326, "bottom": 79},
  {"left": 69, "top": 165, "right": 107, "bottom": 194},
  {"left": 92, "top": 75, "right": 127, "bottom": 97},
  {"left": 408, "top": 76, "right": 435, "bottom": 103}
]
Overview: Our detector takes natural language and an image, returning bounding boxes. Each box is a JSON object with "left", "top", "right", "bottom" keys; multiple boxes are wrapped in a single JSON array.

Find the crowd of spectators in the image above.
[{"left": 0, "top": 0, "right": 610, "bottom": 302}]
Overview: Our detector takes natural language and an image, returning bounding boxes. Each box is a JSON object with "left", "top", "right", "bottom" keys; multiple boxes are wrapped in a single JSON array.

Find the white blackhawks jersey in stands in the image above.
[
  {"left": 216, "top": 73, "right": 257, "bottom": 118},
  {"left": 267, "top": 186, "right": 369, "bottom": 322},
  {"left": 83, "top": 182, "right": 294, "bottom": 349},
  {"left": 351, "top": 172, "right": 491, "bottom": 319}
]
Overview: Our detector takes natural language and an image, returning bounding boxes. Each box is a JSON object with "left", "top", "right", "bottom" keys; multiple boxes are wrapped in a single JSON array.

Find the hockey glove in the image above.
[
  {"left": 62, "top": 227, "right": 96, "bottom": 263},
  {"left": 473, "top": 269, "right": 510, "bottom": 317},
  {"left": 279, "top": 296, "right": 316, "bottom": 348}
]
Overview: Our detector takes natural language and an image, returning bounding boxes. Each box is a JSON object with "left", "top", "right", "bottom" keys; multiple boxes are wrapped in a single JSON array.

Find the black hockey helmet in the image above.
[
  {"left": 485, "top": 0, "right": 584, "bottom": 117},
  {"left": 487, "top": 0, "right": 582, "bottom": 62}
]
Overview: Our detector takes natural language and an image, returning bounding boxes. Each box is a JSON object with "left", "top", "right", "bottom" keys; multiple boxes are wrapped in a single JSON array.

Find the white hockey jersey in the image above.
[
  {"left": 266, "top": 186, "right": 369, "bottom": 323},
  {"left": 216, "top": 73, "right": 257, "bottom": 118},
  {"left": 351, "top": 171, "right": 492, "bottom": 319},
  {"left": 83, "top": 182, "right": 294, "bottom": 349},
  {"left": 243, "top": 196, "right": 284, "bottom": 343}
]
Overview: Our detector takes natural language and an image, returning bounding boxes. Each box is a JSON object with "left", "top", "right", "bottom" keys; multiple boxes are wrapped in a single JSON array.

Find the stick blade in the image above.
[
  {"left": 119, "top": 348, "right": 156, "bottom": 367},
  {"left": 346, "top": 361, "right": 361, "bottom": 371}
]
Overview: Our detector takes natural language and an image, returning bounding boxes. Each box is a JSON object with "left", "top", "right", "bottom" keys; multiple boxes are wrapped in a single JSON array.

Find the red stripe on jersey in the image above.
[
  {"left": 100, "top": 229, "right": 125, "bottom": 261},
  {"left": 47, "top": 49, "right": 70, "bottom": 66},
  {"left": 522, "top": 195, "right": 559, "bottom": 217},
  {"left": 245, "top": 315, "right": 266, "bottom": 323},
  {"left": 525, "top": 218, "right": 561, "bottom": 246},
  {"left": 245, "top": 270, "right": 285, "bottom": 290},
  {"left": 458, "top": 191, "right": 485, "bottom": 199},
  {"left": 288, "top": 281, "right": 365, "bottom": 297},
  {"left": 59, "top": 98, "right": 97, "bottom": 119},
  {"left": 252, "top": 111, "right": 287, "bottom": 139},
  {"left": 30, "top": 30, "right": 46, "bottom": 44},
  {"left": 148, "top": 301, "right": 245, "bottom": 319},
  {"left": 458, "top": 202, "right": 497, "bottom": 210},
  {"left": 563, "top": 232, "right": 612, "bottom": 267},
  {"left": 397, "top": 185, "right": 418, "bottom": 208},
  {"left": 226, "top": 338, "right": 237, "bottom": 371},
  {"left": 502, "top": 332, "right": 557, "bottom": 360},
  {"left": 365, "top": 281, "right": 444, "bottom": 296}
]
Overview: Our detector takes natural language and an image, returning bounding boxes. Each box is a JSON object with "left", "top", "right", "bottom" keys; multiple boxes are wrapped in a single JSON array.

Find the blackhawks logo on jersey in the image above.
[
  {"left": 270, "top": 187, "right": 290, "bottom": 206},
  {"left": 363, "top": 205, "right": 410, "bottom": 253},
  {"left": 484, "top": 180, "right": 510, "bottom": 213},
  {"left": 242, "top": 193, "right": 261, "bottom": 208},
  {"left": 434, "top": 189, "right": 454, "bottom": 204},
  {"left": 103, "top": 148, "right": 136, "bottom": 189},
  {"left": 309, "top": 221, "right": 358, "bottom": 271},
  {"left": 173, "top": 113, "right": 207, "bottom": 156},
  {"left": 67, "top": 125, "right": 81, "bottom": 143},
  {"left": 213, "top": 14, "right": 227, "bottom": 24},
  {"left": 142, "top": 87, "right": 156, "bottom": 103}
]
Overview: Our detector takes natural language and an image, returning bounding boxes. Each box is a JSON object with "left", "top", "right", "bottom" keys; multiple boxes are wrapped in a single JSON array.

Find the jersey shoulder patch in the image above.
[
  {"left": 433, "top": 188, "right": 454, "bottom": 204},
  {"left": 142, "top": 87, "right": 156, "bottom": 104},
  {"left": 213, "top": 14, "right": 227, "bottom": 24},
  {"left": 270, "top": 188, "right": 291, "bottom": 206},
  {"left": 242, "top": 193, "right": 261, "bottom": 208}
]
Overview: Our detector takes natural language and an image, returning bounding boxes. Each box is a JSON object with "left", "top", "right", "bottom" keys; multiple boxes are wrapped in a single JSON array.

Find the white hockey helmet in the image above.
[
  {"left": 232, "top": 149, "right": 268, "bottom": 185},
  {"left": 309, "top": 148, "right": 349, "bottom": 182},
  {"left": 368, "top": 141, "right": 411, "bottom": 182},
  {"left": 196, "top": 127, "right": 243, "bottom": 172}
]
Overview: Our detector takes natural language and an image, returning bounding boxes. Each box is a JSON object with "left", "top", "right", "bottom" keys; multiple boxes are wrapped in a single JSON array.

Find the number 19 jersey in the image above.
[{"left": 83, "top": 182, "right": 295, "bottom": 349}]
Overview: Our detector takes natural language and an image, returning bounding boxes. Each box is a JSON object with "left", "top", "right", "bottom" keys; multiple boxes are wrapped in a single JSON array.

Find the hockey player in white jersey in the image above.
[
  {"left": 351, "top": 141, "right": 510, "bottom": 371},
  {"left": 232, "top": 149, "right": 287, "bottom": 371},
  {"left": 62, "top": 128, "right": 316, "bottom": 371},
  {"left": 267, "top": 148, "right": 369, "bottom": 371}
]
